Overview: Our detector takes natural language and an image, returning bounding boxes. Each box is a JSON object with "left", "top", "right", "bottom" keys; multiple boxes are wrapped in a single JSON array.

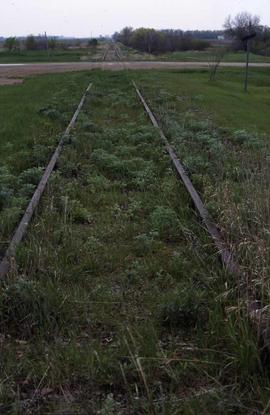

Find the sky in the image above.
[{"left": 1, "top": 0, "right": 269, "bottom": 38}]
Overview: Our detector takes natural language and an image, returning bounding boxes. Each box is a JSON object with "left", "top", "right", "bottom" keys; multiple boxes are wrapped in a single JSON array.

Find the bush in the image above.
[
  {"left": 133, "top": 233, "right": 156, "bottom": 256},
  {"left": 18, "top": 167, "right": 43, "bottom": 186},
  {"left": 87, "top": 174, "right": 111, "bottom": 192},
  {"left": 0, "top": 167, "right": 16, "bottom": 209},
  {"left": 91, "top": 149, "right": 153, "bottom": 181},
  {"left": 4, "top": 37, "right": 20, "bottom": 52},
  {"left": 232, "top": 129, "right": 254, "bottom": 145},
  {"left": 38, "top": 108, "right": 64, "bottom": 122},
  {"left": 150, "top": 206, "right": 180, "bottom": 240},
  {"left": 59, "top": 197, "right": 92, "bottom": 224},
  {"left": 160, "top": 286, "right": 207, "bottom": 328}
]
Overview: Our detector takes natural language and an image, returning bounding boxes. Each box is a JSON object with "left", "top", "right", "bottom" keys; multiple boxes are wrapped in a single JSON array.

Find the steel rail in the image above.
[
  {"left": 133, "top": 81, "right": 236, "bottom": 273},
  {"left": 114, "top": 44, "right": 122, "bottom": 61},
  {"left": 102, "top": 46, "right": 110, "bottom": 61},
  {"left": 103, "top": 43, "right": 122, "bottom": 62},
  {"left": 0, "top": 82, "right": 93, "bottom": 278}
]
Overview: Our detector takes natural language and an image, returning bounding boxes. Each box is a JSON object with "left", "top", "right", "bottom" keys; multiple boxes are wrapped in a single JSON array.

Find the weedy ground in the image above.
[
  {"left": 0, "top": 72, "right": 90, "bottom": 254},
  {"left": 133, "top": 68, "right": 270, "bottom": 306},
  {"left": 157, "top": 50, "right": 270, "bottom": 63},
  {"left": 0, "top": 69, "right": 270, "bottom": 414},
  {"left": 0, "top": 43, "right": 108, "bottom": 64}
]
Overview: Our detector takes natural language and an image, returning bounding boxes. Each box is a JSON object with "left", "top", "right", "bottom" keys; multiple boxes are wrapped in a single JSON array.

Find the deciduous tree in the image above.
[
  {"left": 25, "top": 35, "right": 37, "bottom": 51},
  {"left": 224, "top": 12, "right": 260, "bottom": 49},
  {"left": 4, "top": 37, "right": 19, "bottom": 52}
]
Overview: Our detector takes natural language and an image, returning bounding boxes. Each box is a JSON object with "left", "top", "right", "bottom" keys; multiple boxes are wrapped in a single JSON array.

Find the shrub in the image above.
[
  {"left": 38, "top": 107, "right": 64, "bottom": 122},
  {"left": 60, "top": 197, "right": 92, "bottom": 224},
  {"left": 133, "top": 233, "right": 156, "bottom": 256},
  {"left": 60, "top": 160, "right": 81, "bottom": 178},
  {"left": 160, "top": 286, "right": 207, "bottom": 328},
  {"left": 232, "top": 129, "right": 254, "bottom": 145},
  {"left": 150, "top": 206, "right": 180, "bottom": 240},
  {"left": 91, "top": 149, "right": 153, "bottom": 181},
  {"left": 87, "top": 174, "right": 111, "bottom": 192},
  {"left": 31, "top": 144, "right": 52, "bottom": 166},
  {"left": 18, "top": 167, "right": 43, "bottom": 186},
  {"left": 0, "top": 205, "right": 25, "bottom": 236},
  {"left": 0, "top": 167, "right": 16, "bottom": 210}
]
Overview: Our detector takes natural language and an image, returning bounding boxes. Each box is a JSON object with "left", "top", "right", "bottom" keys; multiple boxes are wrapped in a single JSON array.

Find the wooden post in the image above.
[
  {"left": 244, "top": 39, "right": 250, "bottom": 93},
  {"left": 45, "top": 31, "right": 50, "bottom": 59}
]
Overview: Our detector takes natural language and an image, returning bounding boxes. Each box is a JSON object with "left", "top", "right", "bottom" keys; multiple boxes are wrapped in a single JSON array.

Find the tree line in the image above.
[
  {"left": 4, "top": 35, "right": 56, "bottom": 52},
  {"left": 113, "top": 28, "right": 211, "bottom": 54},
  {"left": 3, "top": 35, "right": 99, "bottom": 52},
  {"left": 3, "top": 13, "right": 270, "bottom": 56},
  {"left": 114, "top": 13, "right": 270, "bottom": 56}
]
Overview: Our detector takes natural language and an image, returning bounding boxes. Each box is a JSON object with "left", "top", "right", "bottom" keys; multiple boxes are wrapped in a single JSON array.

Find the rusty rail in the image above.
[
  {"left": 133, "top": 81, "right": 237, "bottom": 273},
  {"left": 102, "top": 46, "right": 109, "bottom": 61},
  {"left": 133, "top": 81, "right": 270, "bottom": 351},
  {"left": 114, "top": 44, "right": 122, "bottom": 61},
  {"left": 0, "top": 82, "right": 93, "bottom": 278}
]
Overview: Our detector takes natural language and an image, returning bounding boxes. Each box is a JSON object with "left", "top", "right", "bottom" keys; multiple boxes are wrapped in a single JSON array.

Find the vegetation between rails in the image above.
[{"left": 0, "top": 69, "right": 270, "bottom": 413}]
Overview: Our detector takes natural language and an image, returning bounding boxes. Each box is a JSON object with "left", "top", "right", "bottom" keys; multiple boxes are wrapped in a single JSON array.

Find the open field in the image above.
[
  {"left": 1, "top": 68, "right": 270, "bottom": 413},
  {"left": 158, "top": 50, "right": 270, "bottom": 63},
  {"left": 0, "top": 43, "right": 109, "bottom": 64},
  {"left": 1, "top": 44, "right": 270, "bottom": 64}
]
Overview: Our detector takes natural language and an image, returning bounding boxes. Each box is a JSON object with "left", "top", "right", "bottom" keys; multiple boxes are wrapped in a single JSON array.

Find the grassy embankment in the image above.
[{"left": 0, "top": 68, "right": 270, "bottom": 413}]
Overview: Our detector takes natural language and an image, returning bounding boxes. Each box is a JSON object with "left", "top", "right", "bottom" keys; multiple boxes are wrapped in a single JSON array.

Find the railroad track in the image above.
[
  {"left": 0, "top": 82, "right": 93, "bottom": 277},
  {"left": 132, "top": 81, "right": 270, "bottom": 352},
  {"left": 103, "top": 42, "right": 122, "bottom": 61},
  {"left": 1, "top": 75, "right": 269, "bottom": 353}
]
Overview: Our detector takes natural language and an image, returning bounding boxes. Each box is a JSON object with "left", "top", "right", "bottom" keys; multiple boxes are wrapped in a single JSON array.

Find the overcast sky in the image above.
[{"left": 1, "top": 0, "right": 269, "bottom": 37}]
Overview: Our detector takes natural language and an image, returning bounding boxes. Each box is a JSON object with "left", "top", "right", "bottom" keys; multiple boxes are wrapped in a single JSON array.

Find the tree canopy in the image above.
[
  {"left": 114, "top": 27, "right": 210, "bottom": 54},
  {"left": 4, "top": 37, "right": 19, "bottom": 52},
  {"left": 224, "top": 12, "right": 270, "bottom": 54}
]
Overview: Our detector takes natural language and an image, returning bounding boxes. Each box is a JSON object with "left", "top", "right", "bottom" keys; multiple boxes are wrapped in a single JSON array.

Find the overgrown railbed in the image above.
[
  {"left": 136, "top": 71, "right": 270, "bottom": 308},
  {"left": 1, "top": 70, "right": 270, "bottom": 414},
  {"left": 0, "top": 73, "right": 90, "bottom": 256}
]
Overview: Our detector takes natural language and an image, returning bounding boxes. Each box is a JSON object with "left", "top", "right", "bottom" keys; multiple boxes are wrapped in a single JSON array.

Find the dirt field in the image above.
[{"left": 1, "top": 61, "right": 270, "bottom": 84}]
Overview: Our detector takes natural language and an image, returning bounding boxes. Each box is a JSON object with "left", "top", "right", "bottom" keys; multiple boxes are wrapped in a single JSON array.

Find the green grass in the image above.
[
  {"left": 132, "top": 68, "right": 270, "bottom": 134},
  {"left": 0, "top": 44, "right": 107, "bottom": 63},
  {"left": 133, "top": 67, "right": 270, "bottom": 316},
  {"left": 158, "top": 50, "right": 270, "bottom": 63},
  {"left": 1, "top": 69, "right": 270, "bottom": 413},
  {"left": 0, "top": 72, "right": 90, "bottom": 246},
  {"left": 0, "top": 49, "right": 87, "bottom": 63},
  {"left": 2, "top": 45, "right": 270, "bottom": 64}
]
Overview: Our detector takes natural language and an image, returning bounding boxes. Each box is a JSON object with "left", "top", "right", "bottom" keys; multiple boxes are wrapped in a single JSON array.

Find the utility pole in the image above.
[
  {"left": 242, "top": 32, "right": 256, "bottom": 93},
  {"left": 44, "top": 31, "right": 50, "bottom": 58}
]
